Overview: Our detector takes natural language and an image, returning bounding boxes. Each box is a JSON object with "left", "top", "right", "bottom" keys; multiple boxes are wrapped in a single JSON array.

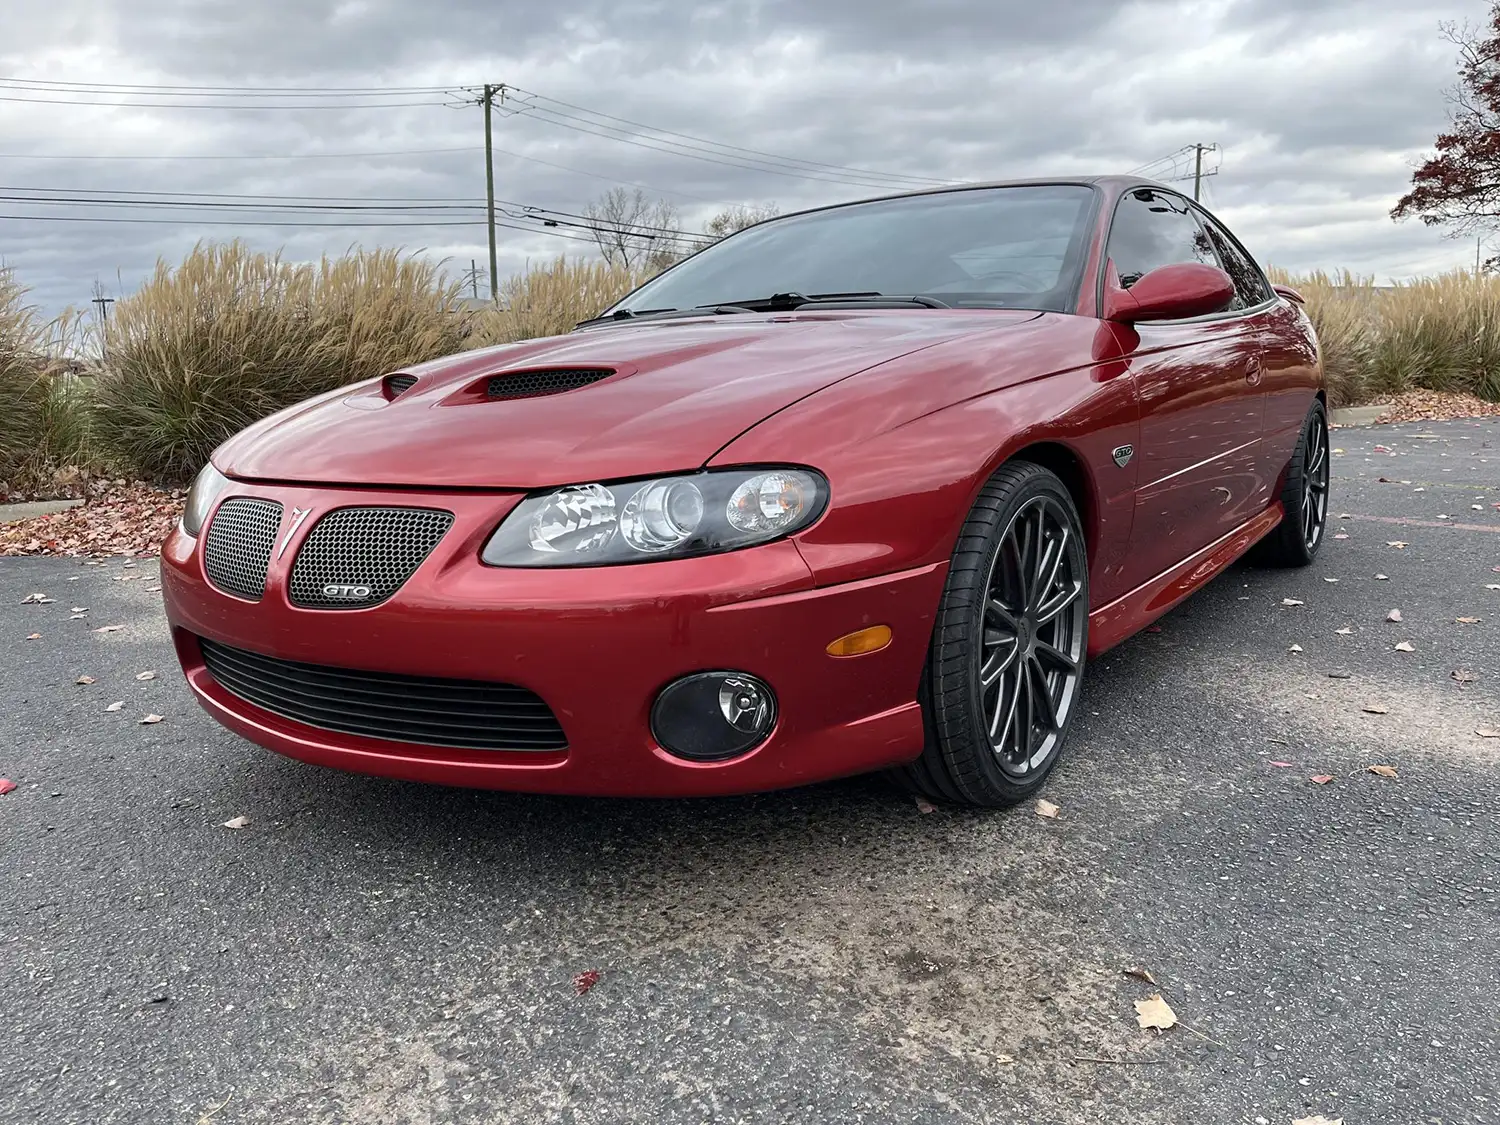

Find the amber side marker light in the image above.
[{"left": 826, "top": 625, "right": 893, "bottom": 658}]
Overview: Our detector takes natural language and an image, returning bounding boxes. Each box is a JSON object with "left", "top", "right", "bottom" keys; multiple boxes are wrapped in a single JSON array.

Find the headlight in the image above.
[
  {"left": 181, "top": 463, "right": 231, "bottom": 538},
  {"left": 482, "top": 468, "right": 827, "bottom": 567}
]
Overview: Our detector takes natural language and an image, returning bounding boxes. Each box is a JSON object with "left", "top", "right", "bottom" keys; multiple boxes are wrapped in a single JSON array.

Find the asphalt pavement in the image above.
[{"left": 2, "top": 418, "right": 1498, "bottom": 1125}]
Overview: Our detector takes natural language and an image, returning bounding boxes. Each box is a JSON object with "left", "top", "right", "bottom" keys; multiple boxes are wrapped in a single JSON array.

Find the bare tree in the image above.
[
  {"left": 583, "top": 188, "right": 686, "bottom": 271},
  {"left": 703, "top": 203, "right": 780, "bottom": 242}
]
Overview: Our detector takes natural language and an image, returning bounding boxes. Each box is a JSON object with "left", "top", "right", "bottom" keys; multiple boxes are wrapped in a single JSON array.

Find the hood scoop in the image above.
[
  {"left": 383, "top": 373, "right": 418, "bottom": 399},
  {"left": 487, "top": 367, "right": 614, "bottom": 400}
]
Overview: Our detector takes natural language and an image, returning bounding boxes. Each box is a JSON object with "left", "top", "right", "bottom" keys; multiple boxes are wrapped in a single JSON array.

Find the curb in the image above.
[
  {"left": 0, "top": 499, "right": 83, "bottom": 524},
  {"left": 1328, "top": 404, "right": 1390, "bottom": 427}
]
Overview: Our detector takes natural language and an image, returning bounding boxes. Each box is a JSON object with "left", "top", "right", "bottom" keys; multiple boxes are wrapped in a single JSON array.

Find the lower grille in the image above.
[
  {"left": 198, "top": 637, "right": 568, "bottom": 751},
  {"left": 203, "top": 498, "right": 284, "bottom": 601},
  {"left": 289, "top": 506, "right": 453, "bottom": 609}
]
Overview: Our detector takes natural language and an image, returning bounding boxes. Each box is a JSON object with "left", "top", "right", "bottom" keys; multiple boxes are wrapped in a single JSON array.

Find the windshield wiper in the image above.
[
  {"left": 709, "top": 291, "right": 951, "bottom": 311},
  {"left": 574, "top": 304, "right": 757, "bottom": 330}
]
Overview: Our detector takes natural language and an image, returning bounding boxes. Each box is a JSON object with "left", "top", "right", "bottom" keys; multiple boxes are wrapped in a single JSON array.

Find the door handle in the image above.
[{"left": 1245, "top": 357, "right": 1265, "bottom": 387}]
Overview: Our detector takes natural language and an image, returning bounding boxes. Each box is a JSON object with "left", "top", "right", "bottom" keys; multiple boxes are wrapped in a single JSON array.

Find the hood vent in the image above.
[
  {"left": 384, "top": 373, "right": 418, "bottom": 399},
  {"left": 487, "top": 367, "right": 613, "bottom": 400}
]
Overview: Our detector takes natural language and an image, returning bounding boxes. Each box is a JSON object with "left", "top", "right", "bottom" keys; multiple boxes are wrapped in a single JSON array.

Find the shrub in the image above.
[
  {"left": 465, "top": 257, "right": 645, "bottom": 347},
  {"left": 92, "top": 242, "right": 469, "bottom": 484},
  {"left": 1270, "top": 268, "right": 1500, "bottom": 406},
  {"left": 0, "top": 270, "right": 93, "bottom": 494}
]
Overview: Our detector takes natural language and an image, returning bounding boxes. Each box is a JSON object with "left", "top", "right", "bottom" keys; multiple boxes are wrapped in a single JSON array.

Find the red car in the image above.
[{"left": 161, "top": 177, "right": 1326, "bottom": 807}]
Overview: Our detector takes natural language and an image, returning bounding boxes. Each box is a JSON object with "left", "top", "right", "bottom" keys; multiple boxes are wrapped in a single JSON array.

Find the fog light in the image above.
[{"left": 651, "top": 671, "right": 777, "bottom": 761}]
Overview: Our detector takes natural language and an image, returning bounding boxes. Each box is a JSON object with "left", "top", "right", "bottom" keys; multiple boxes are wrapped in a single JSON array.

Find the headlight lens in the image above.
[
  {"left": 483, "top": 468, "right": 827, "bottom": 567},
  {"left": 181, "top": 463, "right": 231, "bottom": 537}
]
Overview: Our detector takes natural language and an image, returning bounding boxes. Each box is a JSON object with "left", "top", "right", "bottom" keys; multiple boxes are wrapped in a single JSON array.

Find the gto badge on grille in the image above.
[
  {"left": 322, "top": 583, "right": 373, "bottom": 600},
  {"left": 277, "top": 507, "right": 313, "bottom": 559},
  {"left": 1112, "top": 444, "right": 1135, "bottom": 468}
]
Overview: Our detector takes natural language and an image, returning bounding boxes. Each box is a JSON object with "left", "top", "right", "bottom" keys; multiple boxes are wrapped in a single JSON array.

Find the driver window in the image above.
[{"left": 1107, "top": 189, "right": 1216, "bottom": 289}]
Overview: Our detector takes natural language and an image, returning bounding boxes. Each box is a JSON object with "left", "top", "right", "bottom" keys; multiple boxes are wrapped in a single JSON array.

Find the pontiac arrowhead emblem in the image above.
[
  {"left": 1112, "top": 444, "right": 1135, "bottom": 468},
  {"left": 277, "top": 507, "right": 312, "bottom": 559}
]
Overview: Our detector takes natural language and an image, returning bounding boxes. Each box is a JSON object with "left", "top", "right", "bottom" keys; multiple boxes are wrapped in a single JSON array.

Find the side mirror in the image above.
[{"left": 1104, "top": 261, "right": 1235, "bottom": 323}]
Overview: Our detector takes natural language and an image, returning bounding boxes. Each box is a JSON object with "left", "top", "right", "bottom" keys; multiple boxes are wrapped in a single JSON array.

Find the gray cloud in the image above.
[{"left": 0, "top": 0, "right": 1486, "bottom": 315}]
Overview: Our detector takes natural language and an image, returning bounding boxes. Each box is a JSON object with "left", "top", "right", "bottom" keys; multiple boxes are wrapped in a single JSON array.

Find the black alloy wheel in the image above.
[
  {"left": 1252, "top": 399, "right": 1331, "bottom": 568},
  {"left": 895, "top": 461, "right": 1089, "bottom": 808}
]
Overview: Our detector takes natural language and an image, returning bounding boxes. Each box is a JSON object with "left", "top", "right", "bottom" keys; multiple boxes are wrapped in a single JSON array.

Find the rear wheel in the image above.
[
  {"left": 894, "top": 462, "right": 1089, "bottom": 808},
  {"left": 1251, "top": 400, "right": 1330, "bottom": 568}
]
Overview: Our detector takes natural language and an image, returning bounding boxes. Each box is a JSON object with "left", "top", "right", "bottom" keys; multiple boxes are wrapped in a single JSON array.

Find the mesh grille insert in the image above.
[
  {"left": 487, "top": 368, "right": 613, "bottom": 399},
  {"left": 198, "top": 637, "right": 568, "bottom": 752},
  {"left": 289, "top": 507, "right": 453, "bottom": 610},
  {"left": 385, "top": 373, "right": 418, "bottom": 397},
  {"left": 203, "top": 498, "right": 284, "bottom": 601}
]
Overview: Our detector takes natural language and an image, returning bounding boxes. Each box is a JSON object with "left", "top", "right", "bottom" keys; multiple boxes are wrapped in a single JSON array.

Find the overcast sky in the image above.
[{"left": 0, "top": 0, "right": 1487, "bottom": 317}]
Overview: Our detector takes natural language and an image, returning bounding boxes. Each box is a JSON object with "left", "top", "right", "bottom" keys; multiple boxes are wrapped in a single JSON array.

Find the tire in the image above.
[
  {"left": 1251, "top": 400, "right": 1330, "bottom": 568},
  {"left": 893, "top": 461, "right": 1090, "bottom": 808}
]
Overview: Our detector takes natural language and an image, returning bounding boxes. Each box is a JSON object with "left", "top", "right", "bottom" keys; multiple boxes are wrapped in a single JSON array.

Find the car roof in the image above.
[{"left": 762, "top": 175, "right": 1178, "bottom": 226}]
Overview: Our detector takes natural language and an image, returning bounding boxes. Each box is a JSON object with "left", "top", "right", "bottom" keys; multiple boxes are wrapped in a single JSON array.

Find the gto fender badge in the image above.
[
  {"left": 277, "top": 507, "right": 313, "bottom": 559},
  {"left": 1112, "top": 444, "right": 1135, "bottom": 468}
]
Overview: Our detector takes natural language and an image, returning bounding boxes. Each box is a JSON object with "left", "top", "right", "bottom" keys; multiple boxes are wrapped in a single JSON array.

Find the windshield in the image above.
[{"left": 609, "top": 184, "right": 1097, "bottom": 316}]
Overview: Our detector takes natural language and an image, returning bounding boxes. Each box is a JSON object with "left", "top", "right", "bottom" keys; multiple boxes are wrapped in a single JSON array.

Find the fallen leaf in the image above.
[
  {"left": 1123, "top": 967, "right": 1158, "bottom": 986},
  {"left": 1456, "top": 617, "right": 1481, "bottom": 624},
  {"left": 221, "top": 815, "right": 250, "bottom": 829},
  {"left": 1133, "top": 993, "right": 1177, "bottom": 1031},
  {"left": 1269, "top": 761, "right": 1294, "bottom": 768},
  {"left": 75, "top": 675, "right": 94, "bottom": 685},
  {"left": 0, "top": 778, "right": 16, "bottom": 795},
  {"left": 1282, "top": 598, "right": 1304, "bottom": 607},
  {"left": 1145, "top": 624, "right": 1162, "bottom": 633},
  {"left": 1337, "top": 512, "right": 1352, "bottom": 519},
  {"left": 1476, "top": 729, "right": 1500, "bottom": 738},
  {"left": 1362, "top": 704, "right": 1390, "bottom": 714},
  {"left": 135, "top": 670, "right": 157, "bottom": 681},
  {"left": 25, "top": 632, "right": 41, "bottom": 640},
  {"left": 105, "top": 700, "right": 124, "bottom": 712},
  {"left": 1035, "top": 798, "right": 1061, "bottom": 819},
  {"left": 19, "top": 592, "right": 48, "bottom": 604},
  {"left": 1333, "top": 532, "right": 1349, "bottom": 540},
  {"left": 1386, "top": 609, "right": 1402, "bottom": 622},
  {"left": 1310, "top": 775, "right": 1335, "bottom": 785},
  {"left": 1332, "top": 447, "right": 1345, "bottom": 454},
  {"left": 140, "top": 713, "right": 163, "bottom": 724},
  {"left": 573, "top": 969, "right": 602, "bottom": 995},
  {"left": 1375, "top": 573, "right": 1389, "bottom": 581},
  {"left": 1475, "top": 505, "right": 1486, "bottom": 511},
  {"left": 1327, "top": 670, "right": 1352, "bottom": 679},
  {"left": 914, "top": 796, "right": 937, "bottom": 814},
  {"left": 1323, "top": 577, "right": 1339, "bottom": 583},
  {"left": 69, "top": 614, "right": 86, "bottom": 620},
  {"left": 1335, "top": 627, "right": 1354, "bottom": 635},
  {"left": 1377, "top": 476, "right": 1394, "bottom": 482},
  {"left": 70, "top": 607, "right": 87, "bottom": 614},
  {"left": 1488, "top": 584, "right": 1500, "bottom": 591},
  {"left": 94, "top": 625, "right": 123, "bottom": 633},
  {"left": 1387, "top": 541, "right": 1408, "bottom": 549},
  {"left": 1394, "top": 641, "right": 1415, "bottom": 652},
  {"left": 1452, "top": 669, "right": 1478, "bottom": 683},
  {"left": 1373, "top": 444, "right": 1391, "bottom": 453},
  {"left": 1293, "top": 1116, "right": 1345, "bottom": 1125},
  {"left": 1289, "top": 644, "right": 1304, "bottom": 653},
  {"left": 994, "top": 1054, "right": 1016, "bottom": 1065},
  {"left": 1367, "top": 764, "right": 1400, "bottom": 779}
]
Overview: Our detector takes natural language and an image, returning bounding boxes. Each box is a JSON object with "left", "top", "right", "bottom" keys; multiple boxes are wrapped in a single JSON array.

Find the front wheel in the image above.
[{"left": 894, "top": 461, "right": 1089, "bottom": 808}]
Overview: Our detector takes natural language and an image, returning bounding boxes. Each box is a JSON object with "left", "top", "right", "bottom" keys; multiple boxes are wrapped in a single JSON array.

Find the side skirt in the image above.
[{"left": 1086, "top": 501, "right": 1285, "bottom": 657}]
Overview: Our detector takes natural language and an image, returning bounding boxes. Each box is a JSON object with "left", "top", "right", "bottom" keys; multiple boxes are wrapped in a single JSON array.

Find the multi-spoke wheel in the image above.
[
  {"left": 894, "top": 461, "right": 1089, "bottom": 808},
  {"left": 1252, "top": 399, "right": 1331, "bottom": 568}
]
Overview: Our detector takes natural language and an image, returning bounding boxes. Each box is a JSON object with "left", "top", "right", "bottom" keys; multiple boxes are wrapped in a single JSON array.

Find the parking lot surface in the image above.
[{"left": 3, "top": 418, "right": 1498, "bottom": 1124}]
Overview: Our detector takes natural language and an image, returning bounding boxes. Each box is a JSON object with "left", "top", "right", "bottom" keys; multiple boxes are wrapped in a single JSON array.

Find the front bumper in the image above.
[{"left": 161, "top": 482, "right": 945, "bottom": 797}]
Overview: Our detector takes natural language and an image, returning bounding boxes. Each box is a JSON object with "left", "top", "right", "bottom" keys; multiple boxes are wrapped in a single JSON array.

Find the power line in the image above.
[
  {"left": 0, "top": 212, "right": 605, "bottom": 241},
  {"left": 503, "top": 84, "right": 957, "bottom": 189},
  {"left": 0, "top": 93, "right": 452, "bottom": 110},
  {"left": 0, "top": 146, "right": 478, "bottom": 161},
  {"left": 500, "top": 101, "right": 938, "bottom": 192},
  {"left": 0, "top": 77, "right": 457, "bottom": 94}
]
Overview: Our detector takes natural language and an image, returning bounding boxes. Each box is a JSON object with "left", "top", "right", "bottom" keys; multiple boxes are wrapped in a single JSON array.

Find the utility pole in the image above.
[
  {"left": 90, "top": 295, "right": 114, "bottom": 322},
  {"left": 1193, "top": 144, "right": 1206, "bottom": 201},
  {"left": 469, "top": 258, "right": 480, "bottom": 300},
  {"left": 480, "top": 83, "right": 504, "bottom": 303},
  {"left": 1477, "top": 235, "right": 1484, "bottom": 276}
]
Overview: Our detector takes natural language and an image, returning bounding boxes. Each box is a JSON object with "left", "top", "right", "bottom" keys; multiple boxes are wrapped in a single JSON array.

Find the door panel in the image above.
[{"left": 1124, "top": 318, "right": 1267, "bottom": 588}]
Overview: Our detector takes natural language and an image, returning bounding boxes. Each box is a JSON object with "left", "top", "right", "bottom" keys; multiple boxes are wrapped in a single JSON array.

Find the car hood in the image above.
[{"left": 216, "top": 310, "right": 1040, "bottom": 490}]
